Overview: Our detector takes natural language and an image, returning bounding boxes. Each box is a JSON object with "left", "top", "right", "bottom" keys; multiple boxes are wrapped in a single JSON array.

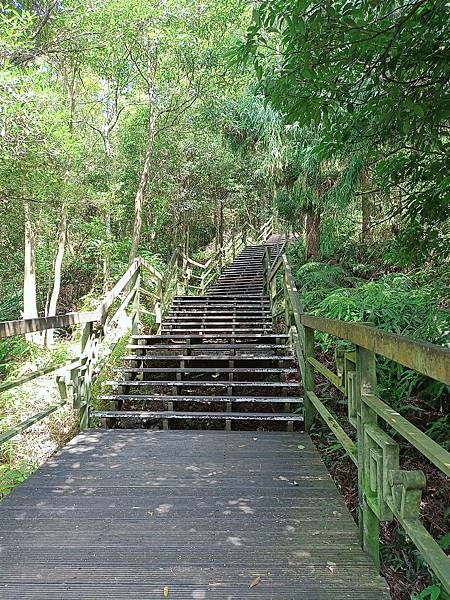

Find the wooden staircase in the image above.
[{"left": 93, "top": 244, "right": 303, "bottom": 430}]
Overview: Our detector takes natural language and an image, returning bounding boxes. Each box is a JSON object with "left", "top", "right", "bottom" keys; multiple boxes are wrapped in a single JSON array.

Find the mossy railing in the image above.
[{"left": 263, "top": 249, "right": 450, "bottom": 593}]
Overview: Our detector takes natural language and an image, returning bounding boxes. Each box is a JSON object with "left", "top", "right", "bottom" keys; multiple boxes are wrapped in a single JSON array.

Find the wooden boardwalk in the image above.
[{"left": 0, "top": 429, "right": 390, "bottom": 599}]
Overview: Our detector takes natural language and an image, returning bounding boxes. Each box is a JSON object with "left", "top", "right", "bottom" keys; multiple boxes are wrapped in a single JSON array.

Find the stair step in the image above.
[
  {"left": 172, "top": 304, "right": 268, "bottom": 309},
  {"left": 217, "top": 266, "right": 262, "bottom": 270},
  {"left": 169, "top": 307, "right": 269, "bottom": 312},
  {"left": 170, "top": 304, "right": 270, "bottom": 310},
  {"left": 216, "top": 272, "right": 264, "bottom": 277},
  {"left": 98, "top": 394, "right": 302, "bottom": 404},
  {"left": 154, "top": 333, "right": 282, "bottom": 338},
  {"left": 113, "top": 367, "right": 296, "bottom": 374},
  {"left": 131, "top": 334, "right": 289, "bottom": 340},
  {"left": 214, "top": 283, "right": 263, "bottom": 287},
  {"left": 204, "top": 297, "right": 268, "bottom": 300},
  {"left": 210, "top": 284, "right": 263, "bottom": 287},
  {"left": 210, "top": 287, "right": 264, "bottom": 291},
  {"left": 169, "top": 308, "right": 269, "bottom": 312},
  {"left": 122, "top": 355, "right": 291, "bottom": 362},
  {"left": 161, "top": 324, "right": 269, "bottom": 328},
  {"left": 215, "top": 278, "right": 264, "bottom": 283},
  {"left": 210, "top": 284, "right": 264, "bottom": 288},
  {"left": 127, "top": 344, "right": 289, "bottom": 351},
  {"left": 220, "top": 273, "right": 262, "bottom": 277},
  {"left": 221, "top": 270, "right": 262, "bottom": 274},
  {"left": 162, "top": 316, "right": 272, "bottom": 331},
  {"left": 209, "top": 286, "right": 264, "bottom": 290},
  {"left": 167, "top": 311, "right": 272, "bottom": 317},
  {"left": 161, "top": 328, "right": 271, "bottom": 333},
  {"left": 166, "top": 317, "right": 271, "bottom": 322},
  {"left": 159, "top": 329, "right": 272, "bottom": 334},
  {"left": 90, "top": 410, "right": 304, "bottom": 422},
  {"left": 175, "top": 295, "right": 268, "bottom": 300},
  {"left": 173, "top": 298, "right": 269, "bottom": 303},
  {"left": 225, "top": 259, "right": 263, "bottom": 263},
  {"left": 104, "top": 380, "right": 299, "bottom": 389},
  {"left": 209, "top": 284, "right": 266, "bottom": 295}
]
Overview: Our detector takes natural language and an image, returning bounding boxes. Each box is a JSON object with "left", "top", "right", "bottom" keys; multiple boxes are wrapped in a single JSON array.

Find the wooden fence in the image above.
[
  {"left": 263, "top": 248, "right": 450, "bottom": 593},
  {"left": 0, "top": 226, "right": 259, "bottom": 445}
]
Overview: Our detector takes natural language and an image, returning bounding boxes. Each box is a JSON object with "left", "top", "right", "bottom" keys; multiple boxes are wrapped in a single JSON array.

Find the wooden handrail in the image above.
[
  {"left": 140, "top": 258, "right": 163, "bottom": 281},
  {"left": 0, "top": 310, "right": 98, "bottom": 339},
  {"left": 0, "top": 226, "right": 256, "bottom": 449},
  {"left": 266, "top": 254, "right": 449, "bottom": 386},
  {"left": 301, "top": 315, "right": 450, "bottom": 386},
  {"left": 264, "top": 250, "right": 450, "bottom": 591},
  {"left": 0, "top": 258, "right": 164, "bottom": 339}
]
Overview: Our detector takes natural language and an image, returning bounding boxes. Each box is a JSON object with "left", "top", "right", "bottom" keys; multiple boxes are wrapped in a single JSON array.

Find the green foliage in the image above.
[
  {"left": 411, "top": 585, "right": 450, "bottom": 600},
  {"left": 238, "top": 0, "right": 450, "bottom": 260},
  {"left": 380, "top": 527, "right": 450, "bottom": 600},
  {"left": 0, "top": 0, "right": 257, "bottom": 318},
  {"left": 316, "top": 274, "right": 449, "bottom": 345},
  {"left": 425, "top": 415, "right": 450, "bottom": 451},
  {"left": 295, "top": 261, "right": 359, "bottom": 309},
  {"left": 293, "top": 257, "right": 449, "bottom": 405},
  {"left": 0, "top": 461, "right": 34, "bottom": 498},
  {"left": 0, "top": 337, "right": 36, "bottom": 377},
  {"left": 316, "top": 274, "right": 449, "bottom": 403}
]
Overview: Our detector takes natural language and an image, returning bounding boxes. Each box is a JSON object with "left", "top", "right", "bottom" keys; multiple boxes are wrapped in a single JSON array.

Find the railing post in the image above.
[
  {"left": 355, "top": 343, "right": 380, "bottom": 569},
  {"left": 262, "top": 247, "right": 269, "bottom": 296},
  {"left": 270, "top": 269, "right": 277, "bottom": 304},
  {"left": 155, "top": 279, "right": 162, "bottom": 332},
  {"left": 200, "top": 271, "right": 206, "bottom": 295},
  {"left": 303, "top": 325, "right": 315, "bottom": 431},
  {"left": 131, "top": 269, "right": 140, "bottom": 335},
  {"left": 283, "top": 278, "right": 291, "bottom": 328},
  {"left": 79, "top": 320, "right": 95, "bottom": 430}
]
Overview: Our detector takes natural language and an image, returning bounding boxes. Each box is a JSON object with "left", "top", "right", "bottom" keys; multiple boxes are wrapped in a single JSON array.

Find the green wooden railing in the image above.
[
  {"left": 263, "top": 249, "right": 450, "bottom": 592},
  {"left": 0, "top": 224, "right": 266, "bottom": 445}
]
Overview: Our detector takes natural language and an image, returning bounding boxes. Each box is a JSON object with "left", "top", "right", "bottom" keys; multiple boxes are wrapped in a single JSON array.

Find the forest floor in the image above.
[{"left": 0, "top": 341, "right": 79, "bottom": 497}]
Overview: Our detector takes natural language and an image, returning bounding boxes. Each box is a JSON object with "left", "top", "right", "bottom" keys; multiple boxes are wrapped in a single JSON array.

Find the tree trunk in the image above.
[
  {"left": 102, "top": 128, "right": 112, "bottom": 288},
  {"left": 361, "top": 194, "right": 373, "bottom": 245},
  {"left": 218, "top": 199, "right": 223, "bottom": 251},
  {"left": 103, "top": 210, "right": 111, "bottom": 289},
  {"left": 128, "top": 110, "right": 157, "bottom": 265},
  {"left": 305, "top": 207, "right": 321, "bottom": 261},
  {"left": 45, "top": 207, "right": 67, "bottom": 347},
  {"left": 23, "top": 201, "right": 42, "bottom": 344}
]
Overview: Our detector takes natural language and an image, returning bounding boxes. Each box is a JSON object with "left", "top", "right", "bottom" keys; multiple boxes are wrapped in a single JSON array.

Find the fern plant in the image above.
[{"left": 294, "top": 263, "right": 449, "bottom": 407}]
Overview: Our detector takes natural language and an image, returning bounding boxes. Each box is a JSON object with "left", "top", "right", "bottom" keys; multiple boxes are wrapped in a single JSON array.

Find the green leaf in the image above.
[{"left": 438, "top": 532, "right": 450, "bottom": 551}]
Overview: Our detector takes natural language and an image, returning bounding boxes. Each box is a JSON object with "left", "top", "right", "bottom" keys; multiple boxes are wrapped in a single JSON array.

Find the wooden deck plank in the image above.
[{"left": 0, "top": 430, "right": 390, "bottom": 599}]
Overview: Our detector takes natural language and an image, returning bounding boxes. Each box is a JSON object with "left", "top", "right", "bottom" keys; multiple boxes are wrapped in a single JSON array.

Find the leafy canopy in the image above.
[{"left": 237, "top": 0, "right": 450, "bottom": 256}]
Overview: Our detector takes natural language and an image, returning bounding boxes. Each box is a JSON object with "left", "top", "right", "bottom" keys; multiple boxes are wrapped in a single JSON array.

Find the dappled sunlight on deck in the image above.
[{"left": 0, "top": 429, "right": 390, "bottom": 599}]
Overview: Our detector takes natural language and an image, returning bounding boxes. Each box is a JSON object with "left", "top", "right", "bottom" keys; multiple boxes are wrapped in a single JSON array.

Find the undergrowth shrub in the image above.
[
  {"left": 317, "top": 274, "right": 448, "bottom": 343},
  {"left": 295, "top": 261, "right": 361, "bottom": 309},
  {"left": 0, "top": 337, "right": 37, "bottom": 378},
  {"left": 294, "top": 262, "right": 450, "bottom": 409}
]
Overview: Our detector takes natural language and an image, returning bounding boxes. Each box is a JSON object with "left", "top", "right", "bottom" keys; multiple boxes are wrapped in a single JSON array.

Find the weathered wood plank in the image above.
[
  {"left": 363, "top": 393, "right": 450, "bottom": 477},
  {"left": 302, "top": 315, "right": 450, "bottom": 385},
  {"left": 0, "top": 430, "right": 389, "bottom": 599}
]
